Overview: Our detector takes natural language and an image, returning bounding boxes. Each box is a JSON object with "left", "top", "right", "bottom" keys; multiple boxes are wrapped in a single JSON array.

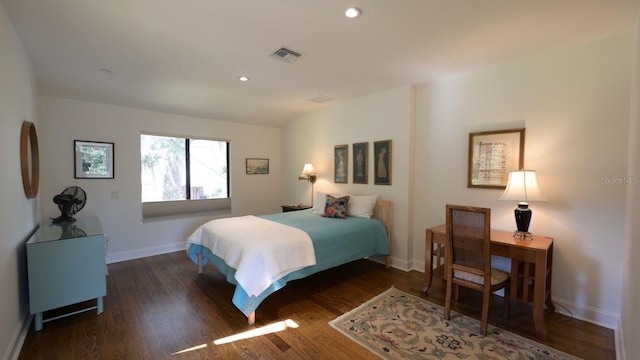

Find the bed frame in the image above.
[
  {"left": 196, "top": 198, "right": 393, "bottom": 324},
  {"left": 373, "top": 199, "right": 392, "bottom": 268}
]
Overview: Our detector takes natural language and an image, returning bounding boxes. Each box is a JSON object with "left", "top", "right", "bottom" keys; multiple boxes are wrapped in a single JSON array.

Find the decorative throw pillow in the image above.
[
  {"left": 314, "top": 191, "right": 349, "bottom": 214},
  {"left": 322, "top": 194, "right": 350, "bottom": 219}
]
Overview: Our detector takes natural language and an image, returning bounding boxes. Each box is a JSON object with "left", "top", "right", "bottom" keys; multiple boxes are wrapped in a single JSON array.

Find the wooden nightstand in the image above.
[{"left": 281, "top": 204, "right": 312, "bottom": 212}]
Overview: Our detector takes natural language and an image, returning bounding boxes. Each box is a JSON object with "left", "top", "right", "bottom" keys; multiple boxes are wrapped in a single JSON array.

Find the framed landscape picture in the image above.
[
  {"left": 246, "top": 158, "right": 269, "bottom": 174},
  {"left": 74, "top": 140, "right": 114, "bottom": 179},
  {"left": 468, "top": 128, "right": 525, "bottom": 189},
  {"left": 374, "top": 140, "right": 392, "bottom": 185},
  {"left": 334, "top": 145, "right": 348, "bottom": 183},
  {"left": 352, "top": 142, "right": 368, "bottom": 184}
]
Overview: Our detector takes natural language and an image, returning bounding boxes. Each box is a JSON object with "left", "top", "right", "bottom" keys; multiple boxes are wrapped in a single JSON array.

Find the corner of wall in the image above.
[
  {"left": 3, "top": 315, "right": 32, "bottom": 360},
  {"left": 619, "top": 5, "right": 640, "bottom": 360}
]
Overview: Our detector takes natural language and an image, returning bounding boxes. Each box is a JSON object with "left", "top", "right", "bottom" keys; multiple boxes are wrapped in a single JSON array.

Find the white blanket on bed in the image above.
[{"left": 186, "top": 215, "right": 316, "bottom": 297}]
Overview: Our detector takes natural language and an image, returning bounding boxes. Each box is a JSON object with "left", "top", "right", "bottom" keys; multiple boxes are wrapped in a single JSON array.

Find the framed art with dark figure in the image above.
[
  {"left": 353, "top": 142, "right": 368, "bottom": 184},
  {"left": 334, "top": 144, "right": 348, "bottom": 183},
  {"left": 74, "top": 140, "right": 114, "bottom": 179},
  {"left": 374, "top": 140, "right": 392, "bottom": 185}
]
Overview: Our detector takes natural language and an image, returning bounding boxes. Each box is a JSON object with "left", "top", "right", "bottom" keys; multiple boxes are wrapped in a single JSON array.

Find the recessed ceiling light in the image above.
[
  {"left": 238, "top": 76, "right": 249, "bottom": 82},
  {"left": 345, "top": 7, "right": 361, "bottom": 18}
]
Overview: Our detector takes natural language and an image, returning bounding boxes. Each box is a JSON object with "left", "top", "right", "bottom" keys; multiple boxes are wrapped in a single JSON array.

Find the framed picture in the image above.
[
  {"left": 74, "top": 140, "right": 114, "bottom": 179},
  {"left": 334, "top": 144, "right": 348, "bottom": 183},
  {"left": 246, "top": 158, "right": 269, "bottom": 174},
  {"left": 374, "top": 140, "right": 392, "bottom": 185},
  {"left": 468, "top": 128, "right": 525, "bottom": 189},
  {"left": 353, "top": 142, "right": 368, "bottom": 184}
]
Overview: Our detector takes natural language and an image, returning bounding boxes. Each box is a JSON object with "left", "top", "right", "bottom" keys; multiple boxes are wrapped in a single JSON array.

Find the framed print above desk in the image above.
[{"left": 468, "top": 128, "right": 524, "bottom": 189}]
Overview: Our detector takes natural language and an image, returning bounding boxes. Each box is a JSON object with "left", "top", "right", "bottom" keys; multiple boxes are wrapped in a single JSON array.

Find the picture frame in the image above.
[
  {"left": 468, "top": 128, "right": 525, "bottom": 189},
  {"left": 334, "top": 144, "right": 348, "bottom": 183},
  {"left": 74, "top": 140, "right": 114, "bottom": 179},
  {"left": 374, "top": 140, "right": 392, "bottom": 185},
  {"left": 352, "top": 142, "right": 368, "bottom": 184},
  {"left": 246, "top": 158, "right": 269, "bottom": 174}
]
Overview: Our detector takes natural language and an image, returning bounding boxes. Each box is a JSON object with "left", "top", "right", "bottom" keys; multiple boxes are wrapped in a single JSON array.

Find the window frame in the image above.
[{"left": 140, "top": 132, "right": 231, "bottom": 220}]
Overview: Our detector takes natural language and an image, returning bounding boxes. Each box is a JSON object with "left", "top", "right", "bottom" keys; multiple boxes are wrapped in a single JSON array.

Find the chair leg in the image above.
[
  {"left": 480, "top": 287, "right": 491, "bottom": 336},
  {"left": 444, "top": 279, "right": 453, "bottom": 320},
  {"left": 504, "top": 280, "right": 511, "bottom": 318}
]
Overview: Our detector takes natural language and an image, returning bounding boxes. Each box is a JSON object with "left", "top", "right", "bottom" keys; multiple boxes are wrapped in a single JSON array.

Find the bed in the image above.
[{"left": 186, "top": 197, "right": 391, "bottom": 324}]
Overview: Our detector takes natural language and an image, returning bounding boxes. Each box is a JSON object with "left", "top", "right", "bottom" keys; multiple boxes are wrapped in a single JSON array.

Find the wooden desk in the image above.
[{"left": 422, "top": 224, "right": 555, "bottom": 339}]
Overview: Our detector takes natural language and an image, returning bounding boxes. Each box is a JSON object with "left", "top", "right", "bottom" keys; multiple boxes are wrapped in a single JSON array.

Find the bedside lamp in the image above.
[
  {"left": 298, "top": 163, "right": 317, "bottom": 206},
  {"left": 500, "top": 170, "right": 546, "bottom": 239}
]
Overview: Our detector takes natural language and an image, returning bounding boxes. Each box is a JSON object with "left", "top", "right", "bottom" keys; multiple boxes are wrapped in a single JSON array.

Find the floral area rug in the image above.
[{"left": 329, "top": 287, "right": 581, "bottom": 360}]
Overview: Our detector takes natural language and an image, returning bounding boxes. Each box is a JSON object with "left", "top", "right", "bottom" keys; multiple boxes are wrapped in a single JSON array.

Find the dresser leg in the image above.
[
  {"left": 34, "top": 313, "right": 43, "bottom": 331},
  {"left": 97, "top": 297, "right": 104, "bottom": 314}
]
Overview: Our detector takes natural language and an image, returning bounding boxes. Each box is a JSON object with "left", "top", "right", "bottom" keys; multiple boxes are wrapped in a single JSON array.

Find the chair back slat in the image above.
[
  {"left": 443, "top": 204, "right": 510, "bottom": 336},
  {"left": 446, "top": 205, "right": 491, "bottom": 275}
]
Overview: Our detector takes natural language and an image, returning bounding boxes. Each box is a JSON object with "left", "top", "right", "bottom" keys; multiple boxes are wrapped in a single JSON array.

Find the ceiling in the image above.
[{"left": 2, "top": 1, "right": 639, "bottom": 127}]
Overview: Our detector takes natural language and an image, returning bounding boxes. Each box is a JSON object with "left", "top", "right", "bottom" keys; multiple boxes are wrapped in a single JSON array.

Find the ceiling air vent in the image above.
[{"left": 270, "top": 47, "right": 302, "bottom": 64}]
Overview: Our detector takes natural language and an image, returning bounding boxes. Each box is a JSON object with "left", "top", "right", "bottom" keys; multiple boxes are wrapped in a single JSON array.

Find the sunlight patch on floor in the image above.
[{"left": 172, "top": 319, "right": 299, "bottom": 355}]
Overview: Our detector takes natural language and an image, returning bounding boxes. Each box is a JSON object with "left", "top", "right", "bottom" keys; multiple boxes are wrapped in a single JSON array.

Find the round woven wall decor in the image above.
[{"left": 20, "top": 121, "right": 39, "bottom": 198}]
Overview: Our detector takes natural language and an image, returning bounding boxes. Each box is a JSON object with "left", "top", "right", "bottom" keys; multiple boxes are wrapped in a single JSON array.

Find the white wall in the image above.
[
  {"left": 38, "top": 96, "right": 282, "bottom": 263},
  {"left": 621, "top": 6, "right": 640, "bottom": 360},
  {"left": 282, "top": 33, "right": 633, "bottom": 331},
  {"left": 281, "top": 85, "right": 415, "bottom": 269},
  {"left": 3, "top": 3, "right": 635, "bottom": 356},
  {"left": 0, "top": 4, "right": 39, "bottom": 359},
  {"left": 414, "top": 33, "right": 632, "bottom": 329}
]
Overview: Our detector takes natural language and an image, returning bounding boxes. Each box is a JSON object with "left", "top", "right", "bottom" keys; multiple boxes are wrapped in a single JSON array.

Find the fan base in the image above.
[{"left": 51, "top": 214, "right": 76, "bottom": 224}]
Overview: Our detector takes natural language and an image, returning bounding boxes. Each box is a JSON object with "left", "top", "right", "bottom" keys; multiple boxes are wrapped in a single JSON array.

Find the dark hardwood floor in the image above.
[{"left": 19, "top": 251, "right": 614, "bottom": 359}]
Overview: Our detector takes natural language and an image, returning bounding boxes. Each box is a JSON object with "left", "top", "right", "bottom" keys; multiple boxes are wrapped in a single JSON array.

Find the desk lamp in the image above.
[
  {"left": 298, "top": 163, "right": 317, "bottom": 206},
  {"left": 500, "top": 170, "right": 546, "bottom": 239}
]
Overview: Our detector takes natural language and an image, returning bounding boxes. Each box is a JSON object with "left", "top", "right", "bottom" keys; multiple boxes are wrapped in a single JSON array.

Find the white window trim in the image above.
[
  {"left": 140, "top": 132, "right": 231, "bottom": 220},
  {"left": 142, "top": 198, "right": 231, "bottom": 220}
]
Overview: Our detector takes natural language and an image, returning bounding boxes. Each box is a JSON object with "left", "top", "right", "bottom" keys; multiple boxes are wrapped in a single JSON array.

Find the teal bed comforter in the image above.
[{"left": 186, "top": 209, "right": 390, "bottom": 318}]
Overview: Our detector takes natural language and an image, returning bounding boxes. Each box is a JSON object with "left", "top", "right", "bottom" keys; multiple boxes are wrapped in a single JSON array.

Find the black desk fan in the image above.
[{"left": 51, "top": 186, "right": 87, "bottom": 224}]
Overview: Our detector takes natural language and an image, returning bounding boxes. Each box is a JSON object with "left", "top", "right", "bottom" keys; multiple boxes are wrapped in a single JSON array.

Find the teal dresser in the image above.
[{"left": 26, "top": 216, "right": 107, "bottom": 331}]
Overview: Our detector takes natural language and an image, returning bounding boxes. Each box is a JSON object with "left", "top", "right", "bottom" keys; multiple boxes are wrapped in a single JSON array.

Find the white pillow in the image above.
[
  {"left": 313, "top": 191, "right": 327, "bottom": 214},
  {"left": 347, "top": 195, "right": 379, "bottom": 218},
  {"left": 314, "top": 191, "right": 350, "bottom": 214}
]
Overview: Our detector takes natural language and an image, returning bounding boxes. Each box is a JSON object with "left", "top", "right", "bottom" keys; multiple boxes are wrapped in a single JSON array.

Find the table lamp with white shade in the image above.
[{"left": 500, "top": 170, "right": 546, "bottom": 239}]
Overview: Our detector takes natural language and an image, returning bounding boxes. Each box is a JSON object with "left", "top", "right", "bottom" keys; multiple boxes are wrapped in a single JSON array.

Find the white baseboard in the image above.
[
  {"left": 552, "top": 297, "right": 618, "bottom": 330},
  {"left": 106, "top": 242, "right": 185, "bottom": 264},
  {"left": 413, "top": 260, "right": 426, "bottom": 273},
  {"left": 366, "top": 255, "right": 411, "bottom": 273},
  {"left": 388, "top": 256, "right": 411, "bottom": 272},
  {"left": 6, "top": 242, "right": 186, "bottom": 360},
  {"left": 412, "top": 260, "right": 620, "bottom": 331},
  {"left": 3, "top": 314, "right": 31, "bottom": 360},
  {"left": 10, "top": 248, "right": 624, "bottom": 359}
]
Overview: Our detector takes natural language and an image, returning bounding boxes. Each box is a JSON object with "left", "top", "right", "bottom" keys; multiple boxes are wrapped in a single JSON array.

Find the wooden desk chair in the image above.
[{"left": 443, "top": 204, "right": 510, "bottom": 335}]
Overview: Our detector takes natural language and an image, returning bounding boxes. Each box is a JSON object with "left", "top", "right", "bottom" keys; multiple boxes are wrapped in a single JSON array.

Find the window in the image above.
[{"left": 140, "top": 133, "right": 230, "bottom": 219}]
